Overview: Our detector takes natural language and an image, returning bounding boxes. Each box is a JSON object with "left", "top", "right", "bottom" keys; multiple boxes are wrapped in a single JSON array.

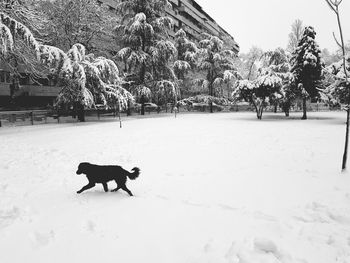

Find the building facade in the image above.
[{"left": 165, "top": 0, "right": 239, "bottom": 53}]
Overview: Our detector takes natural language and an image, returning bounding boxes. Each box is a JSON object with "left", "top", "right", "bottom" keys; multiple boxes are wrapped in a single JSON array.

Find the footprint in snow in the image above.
[
  {"left": 82, "top": 220, "right": 96, "bottom": 233},
  {"left": 218, "top": 204, "right": 238, "bottom": 212},
  {"left": 0, "top": 184, "right": 8, "bottom": 192},
  {"left": 224, "top": 242, "right": 237, "bottom": 260},
  {"left": 203, "top": 239, "right": 214, "bottom": 253},
  {"left": 0, "top": 206, "right": 20, "bottom": 229},
  {"left": 29, "top": 230, "right": 55, "bottom": 248}
]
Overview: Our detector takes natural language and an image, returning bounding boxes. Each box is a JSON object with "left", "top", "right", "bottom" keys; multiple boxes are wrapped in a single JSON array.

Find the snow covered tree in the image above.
[
  {"left": 151, "top": 40, "right": 180, "bottom": 108},
  {"left": 0, "top": 1, "right": 49, "bottom": 99},
  {"left": 290, "top": 26, "right": 324, "bottom": 120},
  {"left": 173, "top": 29, "right": 197, "bottom": 82},
  {"left": 233, "top": 68, "right": 283, "bottom": 120},
  {"left": 323, "top": 58, "right": 350, "bottom": 105},
  {"left": 39, "top": 0, "right": 118, "bottom": 56},
  {"left": 196, "top": 34, "right": 237, "bottom": 113},
  {"left": 44, "top": 44, "right": 133, "bottom": 121},
  {"left": 263, "top": 48, "right": 297, "bottom": 116},
  {"left": 115, "top": 0, "right": 173, "bottom": 115}
]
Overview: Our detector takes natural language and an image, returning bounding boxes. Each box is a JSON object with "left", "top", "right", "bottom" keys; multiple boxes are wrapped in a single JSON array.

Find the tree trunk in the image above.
[
  {"left": 141, "top": 103, "right": 145, "bottom": 115},
  {"left": 302, "top": 97, "right": 307, "bottom": 120},
  {"left": 257, "top": 105, "right": 264, "bottom": 120},
  {"left": 77, "top": 104, "right": 85, "bottom": 122},
  {"left": 127, "top": 100, "right": 131, "bottom": 116},
  {"left": 285, "top": 109, "right": 290, "bottom": 117},
  {"left": 342, "top": 109, "right": 350, "bottom": 170},
  {"left": 282, "top": 102, "right": 290, "bottom": 117}
]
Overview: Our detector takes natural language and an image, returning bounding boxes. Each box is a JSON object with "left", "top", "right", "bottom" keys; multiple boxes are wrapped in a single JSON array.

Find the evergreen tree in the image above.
[
  {"left": 196, "top": 34, "right": 237, "bottom": 113},
  {"left": 290, "top": 26, "right": 324, "bottom": 120},
  {"left": 173, "top": 29, "right": 197, "bottom": 83},
  {"left": 115, "top": 0, "right": 173, "bottom": 115},
  {"left": 264, "top": 48, "right": 296, "bottom": 116}
]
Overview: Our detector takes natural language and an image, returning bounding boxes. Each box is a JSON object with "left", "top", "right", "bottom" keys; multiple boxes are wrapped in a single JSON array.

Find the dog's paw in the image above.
[{"left": 77, "top": 191, "right": 82, "bottom": 194}]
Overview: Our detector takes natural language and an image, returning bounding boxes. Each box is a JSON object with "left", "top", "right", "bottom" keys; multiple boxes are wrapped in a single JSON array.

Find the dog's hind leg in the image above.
[
  {"left": 121, "top": 185, "right": 133, "bottom": 196},
  {"left": 111, "top": 185, "right": 121, "bottom": 192},
  {"left": 77, "top": 183, "right": 96, "bottom": 194},
  {"left": 102, "top": 183, "right": 109, "bottom": 192}
]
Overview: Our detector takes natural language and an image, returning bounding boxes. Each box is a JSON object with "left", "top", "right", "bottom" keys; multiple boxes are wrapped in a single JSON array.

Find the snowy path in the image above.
[{"left": 1, "top": 112, "right": 350, "bottom": 263}]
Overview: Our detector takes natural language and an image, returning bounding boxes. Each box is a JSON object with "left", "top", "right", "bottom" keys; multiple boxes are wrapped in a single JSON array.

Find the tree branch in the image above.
[
  {"left": 333, "top": 32, "right": 342, "bottom": 48},
  {"left": 325, "top": 0, "right": 336, "bottom": 12}
]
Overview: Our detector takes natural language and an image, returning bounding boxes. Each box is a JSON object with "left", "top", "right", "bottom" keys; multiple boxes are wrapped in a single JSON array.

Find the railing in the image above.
[{"left": 0, "top": 110, "right": 55, "bottom": 127}]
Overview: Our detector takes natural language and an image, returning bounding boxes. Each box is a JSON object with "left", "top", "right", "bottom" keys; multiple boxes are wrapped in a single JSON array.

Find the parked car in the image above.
[
  {"left": 191, "top": 102, "right": 223, "bottom": 112},
  {"left": 144, "top": 103, "right": 159, "bottom": 112},
  {"left": 133, "top": 102, "right": 160, "bottom": 113}
]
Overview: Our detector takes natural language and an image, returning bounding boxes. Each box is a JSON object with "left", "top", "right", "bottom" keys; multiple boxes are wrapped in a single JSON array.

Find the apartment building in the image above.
[{"left": 166, "top": 0, "right": 239, "bottom": 53}]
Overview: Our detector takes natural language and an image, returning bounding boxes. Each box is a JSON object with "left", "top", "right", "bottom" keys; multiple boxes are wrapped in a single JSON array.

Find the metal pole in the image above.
[{"left": 118, "top": 101, "right": 122, "bottom": 128}]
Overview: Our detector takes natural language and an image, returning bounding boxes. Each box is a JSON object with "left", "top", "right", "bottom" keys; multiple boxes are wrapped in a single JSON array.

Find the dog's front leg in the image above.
[
  {"left": 102, "top": 183, "right": 109, "bottom": 192},
  {"left": 77, "top": 183, "right": 96, "bottom": 194}
]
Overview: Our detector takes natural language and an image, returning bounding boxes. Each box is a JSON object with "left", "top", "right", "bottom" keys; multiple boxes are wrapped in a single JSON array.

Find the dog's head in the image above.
[{"left": 76, "top": 162, "right": 90, "bottom": 175}]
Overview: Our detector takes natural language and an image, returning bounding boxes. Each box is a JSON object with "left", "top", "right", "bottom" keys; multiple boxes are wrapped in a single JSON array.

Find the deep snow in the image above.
[{"left": 1, "top": 112, "right": 350, "bottom": 263}]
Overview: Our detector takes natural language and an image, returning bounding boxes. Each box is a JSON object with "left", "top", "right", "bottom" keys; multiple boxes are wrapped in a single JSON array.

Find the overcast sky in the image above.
[{"left": 196, "top": 0, "right": 350, "bottom": 54}]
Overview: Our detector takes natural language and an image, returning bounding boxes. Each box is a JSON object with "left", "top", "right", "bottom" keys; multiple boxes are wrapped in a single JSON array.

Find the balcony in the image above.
[
  {"left": 175, "top": 15, "right": 202, "bottom": 35},
  {"left": 178, "top": 5, "right": 203, "bottom": 26},
  {"left": 168, "top": 0, "right": 179, "bottom": 5}
]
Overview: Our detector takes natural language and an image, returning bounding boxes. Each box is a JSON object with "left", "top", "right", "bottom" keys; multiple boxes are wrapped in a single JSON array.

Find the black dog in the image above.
[{"left": 76, "top": 162, "right": 140, "bottom": 196}]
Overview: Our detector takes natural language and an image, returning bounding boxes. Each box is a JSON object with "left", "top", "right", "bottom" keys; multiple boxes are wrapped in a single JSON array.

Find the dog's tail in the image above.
[{"left": 127, "top": 167, "right": 140, "bottom": 180}]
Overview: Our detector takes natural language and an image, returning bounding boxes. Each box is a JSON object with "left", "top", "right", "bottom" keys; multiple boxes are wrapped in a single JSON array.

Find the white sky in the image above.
[{"left": 196, "top": 0, "right": 350, "bottom": 53}]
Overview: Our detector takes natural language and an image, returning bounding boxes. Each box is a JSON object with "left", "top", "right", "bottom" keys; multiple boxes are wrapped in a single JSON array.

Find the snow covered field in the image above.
[{"left": 1, "top": 111, "right": 350, "bottom": 263}]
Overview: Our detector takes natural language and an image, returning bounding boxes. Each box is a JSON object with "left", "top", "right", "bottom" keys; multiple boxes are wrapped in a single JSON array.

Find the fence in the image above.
[
  {"left": 0, "top": 106, "right": 165, "bottom": 128},
  {"left": 0, "top": 103, "right": 340, "bottom": 128}
]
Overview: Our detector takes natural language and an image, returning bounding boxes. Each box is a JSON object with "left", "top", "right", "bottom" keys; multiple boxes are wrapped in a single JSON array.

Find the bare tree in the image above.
[
  {"left": 238, "top": 46, "right": 263, "bottom": 80},
  {"left": 287, "top": 19, "right": 304, "bottom": 54},
  {"left": 325, "top": 0, "right": 350, "bottom": 171}
]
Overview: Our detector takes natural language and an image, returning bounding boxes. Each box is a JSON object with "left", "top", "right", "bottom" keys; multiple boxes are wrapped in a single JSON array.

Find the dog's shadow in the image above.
[{"left": 76, "top": 190, "right": 134, "bottom": 201}]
